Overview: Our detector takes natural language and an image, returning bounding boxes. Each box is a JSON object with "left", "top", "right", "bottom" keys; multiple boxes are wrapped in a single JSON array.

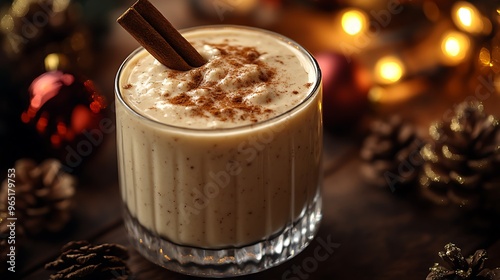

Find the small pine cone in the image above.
[
  {"left": 419, "top": 101, "right": 500, "bottom": 208},
  {"left": 0, "top": 159, "right": 76, "bottom": 235},
  {"left": 360, "top": 115, "right": 424, "bottom": 192},
  {"left": 427, "top": 243, "right": 500, "bottom": 280},
  {"left": 45, "top": 240, "right": 131, "bottom": 280}
]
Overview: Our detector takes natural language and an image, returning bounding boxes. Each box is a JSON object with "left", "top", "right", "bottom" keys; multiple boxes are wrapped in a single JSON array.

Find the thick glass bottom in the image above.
[{"left": 123, "top": 192, "right": 322, "bottom": 278}]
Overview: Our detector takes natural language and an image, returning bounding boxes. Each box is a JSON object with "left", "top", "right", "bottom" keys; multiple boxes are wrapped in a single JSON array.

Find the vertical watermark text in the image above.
[{"left": 4, "top": 168, "right": 17, "bottom": 273}]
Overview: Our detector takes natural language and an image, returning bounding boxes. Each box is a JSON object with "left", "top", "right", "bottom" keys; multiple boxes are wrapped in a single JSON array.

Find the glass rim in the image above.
[{"left": 114, "top": 24, "right": 322, "bottom": 133}]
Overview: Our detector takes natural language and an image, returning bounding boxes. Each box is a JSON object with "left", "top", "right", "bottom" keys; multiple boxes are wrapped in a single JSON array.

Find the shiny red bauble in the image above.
[{"left": 20, "top": 70, "right": 108, "bottom": 171}]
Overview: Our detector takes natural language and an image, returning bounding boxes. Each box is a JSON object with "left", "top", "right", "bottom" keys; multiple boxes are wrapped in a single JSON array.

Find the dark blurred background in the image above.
[
  {"left": 1, "top": 1, "right": 500, "bottom": 279},
  {"left": 0, "top": 0, "right": 499, "bottom": 172}
]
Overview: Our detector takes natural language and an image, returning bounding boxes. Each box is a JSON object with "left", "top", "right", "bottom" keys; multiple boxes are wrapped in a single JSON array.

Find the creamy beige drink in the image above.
[
  {"left": 122, "top": 29, "right": 314, "bottom": 128},
  {"left": 115, "top": 25, "right": 322, "bottom": 275}
]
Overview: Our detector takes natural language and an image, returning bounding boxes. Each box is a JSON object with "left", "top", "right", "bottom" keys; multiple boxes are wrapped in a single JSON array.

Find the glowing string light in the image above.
[
  {"left": 374, "top": 56, "right": 405, "bottom": 84},
  {"left": 341, "top": 9, "right": 367, "bottom": 36},
  {"left": 441, "top": 31, "right": 470, "bottom": 65}
]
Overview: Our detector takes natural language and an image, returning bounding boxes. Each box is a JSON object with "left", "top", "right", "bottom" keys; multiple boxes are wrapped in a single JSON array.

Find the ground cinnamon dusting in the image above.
[
  {"left": 169, "top": 93, "right": 195, "bottom": 106},
  {"left": 163, "top": 43, "right": 278, "bottom": 122}
]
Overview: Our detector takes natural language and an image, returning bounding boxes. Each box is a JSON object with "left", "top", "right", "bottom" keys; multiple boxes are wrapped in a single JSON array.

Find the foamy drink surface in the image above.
[{"left": 121, "top": 27, "right": 314, "bottom": 129}]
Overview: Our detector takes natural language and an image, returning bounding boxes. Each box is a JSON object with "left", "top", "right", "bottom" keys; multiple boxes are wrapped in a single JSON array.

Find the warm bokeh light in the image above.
[
  {"left": 441, "top": 31, "right": 470, "bottom": 65},
  {"left": 368, "top": 87, "right": 384, "bottom": 103},
  {"left": 479, "top": 47, "right": 491, "bottom": 67},
  {"left": 0, "top": 14, "right": 13, "bottom": 32},
  {"left": 444, "top": 37, "right": 461, "bottom": 57},
  {"left": 11, "top": 0, "right": 29, "bottom": 17},
  {"left": 374, "top": 56, "right": 405, "bottom": 84},
  {"left": 45, "top": 54, "right": 69, "bottom": 71},
  {"left": 457, "top": 7, "right": 473, "bottom": 27},
  {"left": 341, "top": 9, "right": 367, "bottom": 36},
  {"left": 452, "top": 2, "right": 485, "bottom": 34}
]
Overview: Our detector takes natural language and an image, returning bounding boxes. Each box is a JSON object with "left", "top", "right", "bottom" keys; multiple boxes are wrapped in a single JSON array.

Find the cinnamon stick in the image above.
[
  {"left": 132, "top": 0, "right": 206, "bottom": 68},
  {"left": 117, "top": 0, "right": 206, "bottom": 71}
]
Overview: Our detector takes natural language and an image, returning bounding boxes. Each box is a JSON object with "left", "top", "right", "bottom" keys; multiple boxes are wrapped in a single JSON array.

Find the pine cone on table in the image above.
[
  {"left": 360, "top": 115, "right": 424, "bottom": 192},
  {"left": 45, "top": 240, "right": 131, "bottom": 280},
  {"left": 419, "top": 101, "right": 500, "bottom": 208},
  {"left": 0, "top": 159, "right": 76, "bottom": 235},
  {"left": 427, "top": 243, "right": 500, "bottom": 280}
]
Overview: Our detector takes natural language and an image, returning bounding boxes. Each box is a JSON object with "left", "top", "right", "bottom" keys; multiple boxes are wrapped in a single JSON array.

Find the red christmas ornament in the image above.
[
  {"left": 20, "top": 68, "right": 107, "bottom": 169},
  {"left": 316, "top": 52, "right": 372, "bottom": 130}
]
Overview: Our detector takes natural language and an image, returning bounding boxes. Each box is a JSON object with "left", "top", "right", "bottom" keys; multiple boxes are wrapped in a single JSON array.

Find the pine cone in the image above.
[
  {"left": 45, "top": 240, "right": 131, "bottom": 280},
  {"left": 0, "top": 159, "right": 76, "bottom": 235},
  {"left": 427, "top": 243, "right": 500, "bottom": 280},
  {"left": 419, "top": 101, "right": 500, "bottom": 208},
  {"left": 360, "top": 115, "right": 424, "bottom": 192}
]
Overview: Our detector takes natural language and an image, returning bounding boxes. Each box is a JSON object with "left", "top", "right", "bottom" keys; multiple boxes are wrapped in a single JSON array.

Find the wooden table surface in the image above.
[{"left": 11, "top": 1, "right": 500, "bottom": 279}]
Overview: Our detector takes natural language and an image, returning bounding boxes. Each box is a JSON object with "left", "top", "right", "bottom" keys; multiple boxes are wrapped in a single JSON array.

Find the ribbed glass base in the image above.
[{"left": 123, "top": 193, "right": 322, "bottom": 278}]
